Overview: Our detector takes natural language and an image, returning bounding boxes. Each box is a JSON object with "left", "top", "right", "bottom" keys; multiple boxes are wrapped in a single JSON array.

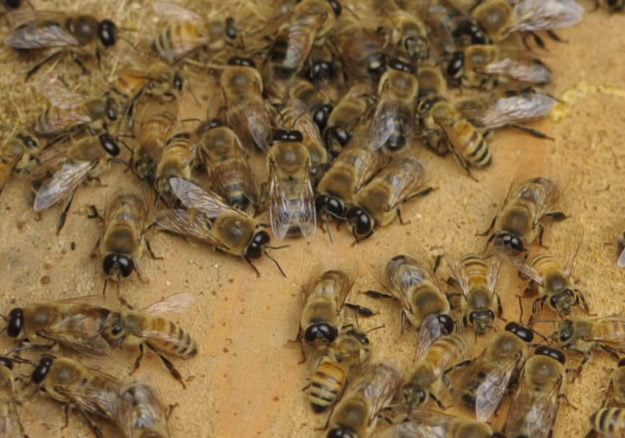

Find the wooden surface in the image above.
[{"left": 0, "top": 1, "right": 625, "bottom": 437}]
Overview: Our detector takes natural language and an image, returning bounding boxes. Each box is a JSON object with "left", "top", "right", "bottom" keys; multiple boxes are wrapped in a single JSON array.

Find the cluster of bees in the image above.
[{"left": 0, "top": 0, "right": 623, "bottom": 436}]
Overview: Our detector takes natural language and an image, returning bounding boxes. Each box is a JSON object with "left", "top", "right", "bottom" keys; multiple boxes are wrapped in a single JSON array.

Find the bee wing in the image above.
[
  {"left": 382, "top": 408, "right": 457, "bottom": 438},
  {"left": 35, "top": 76, "right": 88, "bottom": 109},
  {"left": 118, "top": 383, "right": 168, "bottom": 436},
  {"left": 512, "top": 257, "right": 544, "bottom": 285},
  {"left": 618, "top": 247, "right": 625, "bottom": 269},
  {"left": 245, "top": 105, "right": 273, "bottom": 154},
  {"left": 55, "top": 376, "right": 120, "bottom": 420},
  {"left": 151, "top": 2, "right": 203, "bottom": 22},
  {"left": 483, "top": 55, "right": 552, "bottom": 85},
  {"left": 369, "top": 102, "right": 416, "bottom": 151},
  {"left": 487, "top": 256, "right": 503, "bottom": 294},
  {"left": 33, "top": 161, "right": 96, "bottom": 212},
  {"left": 513, "top": 0, "right": 584, "bottom": 32},
  {"left": 155, "top": 209, "right": 221, "bottom": 247},
  {"left": 448, "top": 258, "right": 471, "bottom": 297},
  {"left": 268, "top": 168, "right": 317, "bottom": 240},
  {"left": 383, "top": 159, "right": 427, "bottom": 210},
  {"left": 141, "top": 292, "right": 195, "bottom": 316},
  {"left": 5, "top": 14, "right": 80, "bottom": 49},
  {"left": 415, "top": 313, "right": 443, "bottom": 361},
  {"left": 584, "top": 316, "right": 625, "bottom": 347},
  {"left": 510, "top": 372, "right": 563, "bottom": 438},
  {"left": 169, "top": 177, "right": 245, "bottom": 219},
  {"left": 474, "top": 355, "right": 522, "bottom": 422},
  {"left": 359, "top": 363, "right": 400, "bottom": 420},
  {"left": 0, "top": 386, "right": 26, "bottom": 438},
  {"left": 37, "top": 328, "right": 112, "bottom": 358}
]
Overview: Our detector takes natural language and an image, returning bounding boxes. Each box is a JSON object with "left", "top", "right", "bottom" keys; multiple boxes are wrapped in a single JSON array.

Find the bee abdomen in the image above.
[
  {"left": 310, "top": 359, "right": 346, "bottom": 412},
  {"left": 591, "top": 407, "right": 625, "bottom": 435},
  {"left": 464, "top": 130, "right": 490, "bottom": 168}
]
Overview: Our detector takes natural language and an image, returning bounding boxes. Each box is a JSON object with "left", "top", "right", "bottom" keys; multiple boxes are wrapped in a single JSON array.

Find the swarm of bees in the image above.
[{"left": 0, "top": 0, "right": 623, "bottom": 436}]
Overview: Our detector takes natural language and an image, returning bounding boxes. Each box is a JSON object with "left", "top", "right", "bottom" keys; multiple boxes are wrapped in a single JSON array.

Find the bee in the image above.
[
  {"left": 33, "top": 131, "right": 122, "bottom": 232},
  {"left": 194, "top": 119, "right": 258, "bottom": 211},
  {"left": 503, "top": 346, "right": 567, "bottom": 438},
  {"left": 447, "top": 45, "right": 552, "bottom": 90},
  {"left": 381, "top": 9, "right": 430, "bottom": 62},
  {"left": 482, "top": 176, "right": 565, "bottom": 257},
  {"left": 346, "top": 157, "right": 433, "bottom": 242},
  {"left": 381, "top": 409, "right": 501, "bottom": 438},
  {"left": 5, "top": 12, "right": 117, "bottom": 79},
  {"left": 5, "top": 299, "right": 112, "bottom": 357},
  {"left": 323, "top": 82, "right": 375, "bottom": 158},
  {"left": 265, "top": 0, "right": 341, "bottom": 81},
  {"left": 552, "top": 316, "right": 625, "bottom": 370},
  {"left": 267, "top": 129, "right": 316, "bottom": 240},
  {"left": 118, "top": 382, "right": 170, "bottom": 438},
  {"left": 0, "top": 356, "right": 27, "bottom": 438},
  {"left": 0, "top": 133, "right": 39, "bottom": 195},
  {"left": 305, "top": 45, "right": 341, "bottom": 103},
  {"left": 151, "top": 2, "right": 238, "bottom": 64},
  {"left": 101, "top": 293, "right": 197, "bottom": 388},
  {"left": 156, "top": 131, "right": 195, "bottom": 205},
  {"left": 31, "top": 356, "right": 121, "bottom": 433},
  {"left": 472, "top": 0, "right": 584, "bottom": 47},
  {"left": 589, "top": 407, "right": 625, "bottom": 438},
  {"left": 221, "top": 56, "right": 273, "bottom": 154},
  {"left": 416, "top": 64, "right": 447, "bottom": 98},
  {"left": 455, "top": 88, "right": 557, "bottom": 139},
  {"left": 132, "top": 93, "right": 179, "bottom": 184},
  {"left": 283, "top": 78, "right": 334, "bottom": 134},
  {"left": 309, "top": 327, "right": 371, "bottom": 413},
  {"left": 316, "top": 123, "right": 386, "bottom": 227},
  {"left": 451, "top": 322, "right": 534, "bottom": 422},
  {"left": 448, "top": 254, "right": 502, "bottom": 334},
  {"left": 365, "top": 254, "right": 454, "bottom": 337},
  {"left": 34, "top": 77, "right": 119, "bottom": 138},
  {"left": 402, "top": 331, "right": 469, "bottom": 410},
  {"left": 369, "top": 58, "right": 419, "bottom": 152},
  {"left": 326, "top": 362, "right": 400, "bottom": 438},
  {"left": 516, "top": 242, "right": 590, "bottom": 322},
  {"left": 155, "top": 178, "right": 285, "bottom": 276},
  {"left": 418, "top": 93, "right": 490, "bottom": 174},
  {"left": 594, "top": 0, "right": 625, "bottom": 12},
  {"left": 278, "top": 106, "right": 329, "bottom": 185}
]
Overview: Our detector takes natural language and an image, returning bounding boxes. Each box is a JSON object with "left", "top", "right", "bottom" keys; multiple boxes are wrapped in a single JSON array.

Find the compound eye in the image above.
[
  {"left": 438, "top": 314, "right": 455, "bottom": 335},
  {"left": 254, "top": 231, "right": 271, "bottom": 245},
  {"left": 328, "top": 0, "right": 342, "bottom": 17},
  {"left": 103, "top": 254, "right": 118, "bottom": 275},
  {"left": 273, "top": 129, "right": 291, "bottom": 142},
  {"left": 99, "top": 134, "right": 120, "bottom": 156},
  {"left": 7, "top": 308, "right": 23, "bottom": 338},
  {"left": 353, "top": 212, "right": 372, "bottom": 237},
  {"left": 227, "top": 56, "right": 242, "bottom": 66},
  {"left": 304, "top": 323, "right": 338, "bottom": 343},
  {"left": 98, "top": 19, "right": 117, "bottom": 47},
  {"left": 311, "top": 60, "right": 336, "bottom": 80},
  {"left": 0, "top": 356, "right": 13, "bottom": 369},
  {"left": 313, "top": 105, "right": 333, "bottom": 132},
  {"left": 32, "top": 357, "right": 54, "bottom": 384},
  {"left": 233, "top": 57, "right": 256, "bottom": 68},
  {"left": 326, "top": 198, "right": 344, "bottom": 218},
  {"left": 21, "top": 135, "right": 38, "bottom": 149},
  {"left": 332, "top": 127, "right": 350, "bottom": 146},
  {"left": 535, "top": 345, "right": 566, "bottom": 364},
  {"left": 388, "top": 58, "right": 415, "bottom": 73},
  {"left": 510, "top": 236, "right": 524, "bottom": 253},
  {"left": 245, "top": 242, "right": 262, "bottom": 260},
  {"left": 487, "top": 310, "right": 495, "bottom": 320},
  {"left": 111, "top": 320, "right": 123, "bottom": 336},
  {"left": 173, "top": 74, "right": 184, "bottom": 91},
  {"left": 328, "top": 428, "right": 353, "bottom": 438},
  {"left": 105, "top": 98, "right": 118, "bottom": 121},
  {"left": 447, "top": 52, "right": 465, "bottom": 78},
  {"left": 287, "top": 130, "right": 304, "bottom": 142},
  {"left": 549, "top": 295, "right": 560, "bottom": 309},
  {"left": 117, "top": 256, "right": 135, "bottom": 278},
  {"left": 209, "top": 119, "right": 224, "bottom": 129},
  {"left": 225, "top": 17, "right": 237, "bottom": 39}
]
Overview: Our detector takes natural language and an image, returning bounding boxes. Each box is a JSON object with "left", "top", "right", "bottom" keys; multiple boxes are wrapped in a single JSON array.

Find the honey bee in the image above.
[
  {"left": 151, "top": 2, "right": 238, "bottom": 64},
  {"left": 31, "top": 356, "right": 121, "bottom": 433},
  {"left": 0, "top": 356, "right": 27, "bottom": 438},
  {"left": 588, "top": 407, "right": 625, "bottom": 438},
  {"left": 416, "top": 64, "right": 447, "bottom": 98},
  {"left": 221, "top": 56, "right": 273, "bottom": 154},
  {"left": 5, "top": 299, "right": 113, "bottom": 357},
  {"left": 118, "top": 382, "right": 170, "bottom": 438},
  {"left": 552, "top": 316, "right": 625, "bottom": 370},
  {"left": 402, "top": 331, "right": 469, "bottom": 410},
  {"left": 155, "top": 178, "right": 285, "bottom": 276},
  {"left": 365, "top": 254, "right": 454, "bottom": 337},
  {"left": 316, "top": 123, "right": 386, "bottom": 227},
  {"left": 326, "top": 362, "right": 400, "bottom": 438},
  {"left": 156, "top": 131, "right": 195, "bottom": 205},
  {"left": 309, "top": 327, "right": 370, "bottom": 413},
  {"left": 346, "top": 157, "right": 433, "bottom": 242},
  {"left": 305, "top": 45, "right": 341, "bottom": 103},
  {"left": 451, "top": 322, "right": 534, "bottom": 422},
  {"left": 605, "top": 358, "right": 625, "bottom": 407},
  {"left": 447, "top": 45, "right": 552, "bottom": 90},
  {"left": 101, "top": 293, "right": 197, "bottom": 388},
  {"left": 381, "top": 9, "right": 430, "bottom": 62},
  {"left": 472, "top": 0, "right": 584, "bottom": 46},
  {"left": 381, "top": 409, "right": 502, "bottom": 438},
  {"left": 132, "top": 93, "right": 179, "bottom": 184},
  {"left": 194, "top": 119, "right": 258, "bottom": 210},
  {"left": 455, "top": 88, "right": 557, "bottom": 139},
  {"left": 448, "top": 254, "right": 502, "bottom": 334},
  {"left": 34, "top": 77, "right": 119, "bottom": 138},
  {"left": 418, "top": 93, "right": 490, "bottom": 175},
  {"left": 267, "top": 129, "right": 317, "bottom": 240},
  {"left": 0, "top": 133, "right": 39, "bottom": 195},
  {"left": 283, "top": 78, "right": 333, "bottom": 134},
  {"left": 595, "top": 0, "right": 625, "bottom": 12},
  {"left": 278, "top": 106, "right": 329, "bottom": 185},
  {"left": 482, "top": 176, "right": 565, "bottom": 257},
  {"left": 264, "top": 0, "right": 340, "bottom": 81},
  {"left": 5, "top": 12, "right": 117, "bottom": 79},
  {"left": 503, "top": 346, "right": 567, "bottom": 438},
  {"left": 516, "top": 242, "right": 590, "bottom": 322},
  {"left": 369, "top": 58, "right": 419, "bottom": 152},
  {"left": 323, "top": 82, "right": 375, "bottom": 158}
]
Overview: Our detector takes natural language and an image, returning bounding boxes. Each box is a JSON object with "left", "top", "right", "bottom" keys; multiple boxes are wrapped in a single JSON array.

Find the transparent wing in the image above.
[
  {"left": 37, "top": 314, "right": 112, "bottom": 358},
  {"left": 0, "top": 382, "right": 26, "bottom": 438},
  {"left": 619, "top": 247, "right": 625, "bottom": 268},
  {"left": 33, "top": 161, "right": 96, "bottom": 211},
  {"left": 169, "top": 178, "right": 244, "bottom": 219},
  {"left": 151, "top": 2, "right": 203, "bottom": 22},
  {"left": 513, "top": 0, "right": 584, "bottom": 32},
  {"left": 56, "top": 377, "right": 120, "bottom": 420},
  {"left": 510, "top": 374, "right": 563, "bottom": 438},
  {"left": 5, "top": 15, "right": 80, "bottom": 49},
  {"left": 584, "top": 317, "right": 625, "bottom": 347},
  {"left": 416, "top": 313, "right": 443, "bottom": 361},
  {"left": 141, "top": 292, "right": 195, "bottom": 316},
  {"left": 483, "top": 56, "right": 552, "bottom": 85},
  {"left": 475, "top": 356, "right": 521, "bottom": 422},
  {"left": 513, "top": 257, "right": 544, "bottom": 285},
  {"left": 369, "top": 102, "right": 416, "bottom": 151},
  {"left": 383, "top": 158, "right": 427, "bottom": 210},
  {"left": 155, "top": 208, "right": 220, "bottom": 246},
  {"left": 36, "top": 76, "right": 88, "bottom": 109},
  {"left": 358, "top": 363, "right": 400, "bottom": 422},
  {"left": 448, "top": 258, "right": 471, "bottom": 297},
  {"left": 268, "top": 173, "right": 316, "bottom": 240},
  {"left": 119, "top": 383, "right": 168, "bottom": 436},
  {"left": 487, "top": 256, "right": 503, "bottom": 294},
  {"left": 245, "top": 104, "right": 273, "bottom": 153},
  {"left": 382, "top": 409, "right": 457, "bottom": 438}
]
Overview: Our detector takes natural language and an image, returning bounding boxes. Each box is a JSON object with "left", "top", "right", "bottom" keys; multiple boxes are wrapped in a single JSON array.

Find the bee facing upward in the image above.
[{"left": 155, "top": 131, "right": 195, "bottom": 205}]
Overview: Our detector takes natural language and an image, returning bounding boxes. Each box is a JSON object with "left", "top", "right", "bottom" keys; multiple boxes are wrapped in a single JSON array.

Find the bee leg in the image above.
[
  {"left": 71, "top": 54, "right": 90, "bottom": 76},
  {"left": 576, "top": 290, "right": 593, "bottom": 315},
  {"left": 429, "top": 393, "right": 447, "bottom": 410},
  {"left": 545, "top": 211, "right": 567, "bottom": 221},
  {"left": 56, "top": 192, "right": 76, "bottom": 235},
  {"left": 132, "top": 344, "right": 145, "bottom": 374},
  {"left": 600, "top": 345, "right": 625, "bottom": 361},
  {"left": 363, "top": 290, "right": 396, "bottom": 300},
  {"left": 79, "top": 409, "right": 104, "bottom": 438},
  {"left": 506, "top": 123, "right": 554, "bottom": 140},
  {"left": 148, "top": 343, "right": 187, "bottom": 389},
  {"left": 528, "top": 297, "right": 544, "bottom": 326},
  {"left": 145, "top": 239, "right": 163, "bottom": 260},
  {"left": 547, "top": 30, "right": 564, "bottom": 43},
  {"left": 477, "top": 216, "right": 496, "bottom": 237},
  {"left": 25, "top": 50, "right": 64, "bottom": 81},
  {"left": 244, "top": 256, "right": 262, "bottom": 277},
  {"left": 344, "top": 303, "right": 376, "bottom": 317},
  {"left": 86, "top": 205, "right": 102, "bottom": 220},
  {"left": 433, "top": 254, "right": 443, "bottom": 274}
]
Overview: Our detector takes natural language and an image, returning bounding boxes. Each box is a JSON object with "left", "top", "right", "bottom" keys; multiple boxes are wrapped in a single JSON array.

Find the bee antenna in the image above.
[
  {"left": 528, "top": 326, "right": 550, "bottom": 344},
  {"left": 102, "top": 279, "right": 108, "bottom": 296},
  {"left": 181, "top": 118, "right": 203, "bottom": 125},
  {"left": 366, "top": 324, "right": 385, "bottom": 334},
  {"left": 268, "top": 244, "right": 290, "bottom": 250},
  {"left": 264, "top": 250, "right": 286, "bottom": 278}
]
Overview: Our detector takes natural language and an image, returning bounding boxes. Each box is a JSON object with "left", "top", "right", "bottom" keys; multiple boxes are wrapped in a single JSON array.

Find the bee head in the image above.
[
  {"left": 346, "top": 328, "right": 370, "bottom": 346},
  {"left": 316, "top": 195, "right": 345, "bottom": 219},
  {"left": 103, "top": 313, "right": 126, "bottom": 345},
  {"left": 446, "top": 51, "right": 465, "bottom": 80},
  {"left": 305, "top": 323, "right": 338, "bottom": 343},
  {"left": 505, "top": 322, "right": 534, "bottom": 343},
  {"left": 7, "top": 308, "right": 23, "bottom": 338},
  {"left": 272, "top": 129, "right": 303, "bottom": 143},
  {"left": 98, "top": 19, "right": 117, "bottom": 47},
  {"left": 98, "top": 134, "right": 120, "bottom": 156},
  {"left": 555, "top": 319, "right": 574, "bottom": 345},
  {"left": 388, "top": 58, "right": 415, "bottom": 74},
  {"left": 346, "top": 207, "right": 374, "bottom": 240},
  {"left": 309, "top": 60, "right": 336, "bottom": 82},
  {"left": 535, "top": 345, "right": 566, "bottom": 365},
  {"left": 227, "top": 56, "right": 256, "bottom": 68},
  {"left": 134, "top": 158, "right": 156, "bottom": 184},
  {"left": 103, "top": 254, "right": 136, "bottom": 278},
  {"left": 0, "top": 356, "right": 13, "bottom": 369},
  {"left": 402, "top": 382, "right": 427, "bottom": 409},
  {"left": 323, "top": 126, "right": 351, "bottom": 158},
  {"left": 246, "top": 231, "right": 271, "bottom": 260},
  {"left": 366, "top": 53, "right": 387, "bottom": 81},
  {"left": 32, "top": 356, "right": 54, "bottom": 384},
  {"left": 494, "top": 232, "right": 524, "bottom": 256},
  {"left": 469, "top": 309, "right": 495, "bottom": 334},
  {"left": 313, "top": 104, "right": 333, "bottom": 133},
  {"left": 453, "top": 18, "right": 489, "bottom": 45},
  {"left": 549, "top": 289, "right": 575, "bottom": 314},
  {"left": 327, "top": 429, "right": 354, "bottom": 438},
  {"left": 105, "top": 97, "right": 118, "bottom": 122},
  {"left": 437, "top": 314, "right": 455, "bottom": 335},
  {"left": 225, "top": 17, "right": 237, "bottom": 40}
]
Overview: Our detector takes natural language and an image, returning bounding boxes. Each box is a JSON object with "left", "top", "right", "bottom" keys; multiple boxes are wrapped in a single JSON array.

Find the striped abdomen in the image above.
[
  {"left": 447, "top": 118, "right": 490, "bottom": 168},
  {"left": 461, "top": 254, "right": 490, "bottom": 290},
  {"left": 310, "top": 357, "right": 347, "bottom": 412},
  {"left": 591, "top": 407, "right": 625, "bottom": 437},
  {"left": 421, "top": 334, "right": 468, "bottom": 379},
  {"left": 153, "top": 22, "right": 204, "bottom": 63},
  {"left": 143, "top": 317, "right": 198, "bottom": 358}
]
